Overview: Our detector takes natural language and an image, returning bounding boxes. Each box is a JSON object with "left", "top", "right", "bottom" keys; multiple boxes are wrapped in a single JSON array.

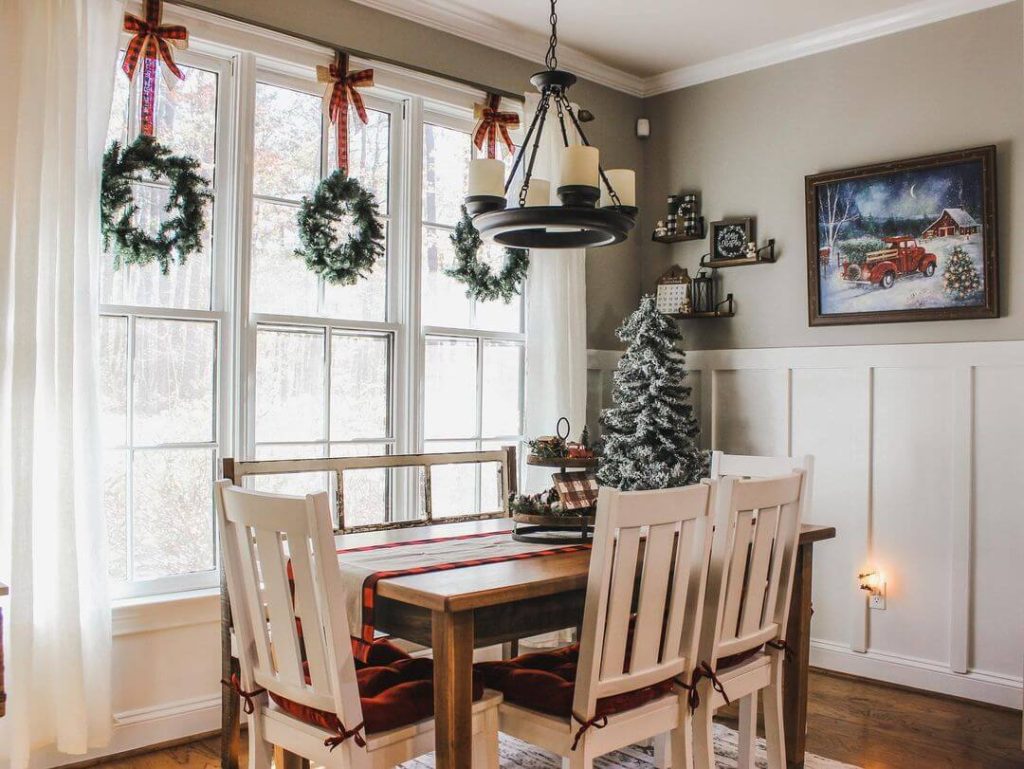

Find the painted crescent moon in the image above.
[{"left": 909, "top": 183, "right": 917, "bottom": 198}]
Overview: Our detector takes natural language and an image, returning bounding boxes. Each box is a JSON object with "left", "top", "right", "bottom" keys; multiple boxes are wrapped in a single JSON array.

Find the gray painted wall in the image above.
[
  {"left": 188, "top": 0, "right": 644, "bottom": 350},
  {"left": 641, "top": 2, "right": 1024, "bottom": 350}
]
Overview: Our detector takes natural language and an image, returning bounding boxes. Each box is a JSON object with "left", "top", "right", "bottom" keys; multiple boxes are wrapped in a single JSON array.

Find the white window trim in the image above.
[{"left": 108, "top": 2, "right": 527, "bottom": 602}]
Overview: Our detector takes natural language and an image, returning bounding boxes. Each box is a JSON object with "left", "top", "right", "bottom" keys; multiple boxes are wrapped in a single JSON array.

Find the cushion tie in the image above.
[
  {"left": 766, "top": 639, "right": 793, "bottom": 660},
  {"left": 221, "top": 674, "right": 267, "bottom": 715},
  {"left": 674, "top": 661, "right": 730, "bottom": 714},
  {"left": 570, "top": 711, "right": 608, "bottom": 751},
  {"left": 324, "top": 721, "right": 367, "bottom": 751}
]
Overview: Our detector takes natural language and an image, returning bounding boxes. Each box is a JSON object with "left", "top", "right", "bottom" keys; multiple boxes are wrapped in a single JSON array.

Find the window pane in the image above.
[
  {"left": 156, "top": 64, "right": 218, "bottom": 174},
  {"left": 133, "top": 318, "right": 216, "bottom": 445},
  {"left": 131, "top": 447, "right": 215, "bottom": 580},
  {"left": 482, "top": 341, "right": 523, "bottom": 437},
  {"left": 255, "top": 327, "right": 325, "bottom": 443},
  {"left": 480, "top": 440, "right": 513, "bottom": 513},
  {"left": 330, "top": 332, "right": 390, "bottom": 441},
  {"left": 104, "top": 449, "right": 128, "bottom": 581},
  {"left": 422, "top": 123, "right": 469, "bottom": 225},
  {"left": 322, "top": 231, "right": 387, "bottom": 322},
  {"left": 106, "top": 65, "right": 130, "bottom": 148},
  {"left": 329, "top": 108, "right": 390, "bottom": 211},
  {"left": 100, "top": 184, "right": 213, "bottom": 310},
  {"left": 425, "top": 336, "right": 478, "bottom": 439},
  {"left": 424, "top": 440, "right": 478, "bottom": 518},
  {"left": 331, "top": 442, "right": 389, "bottom": 529},
  {"left": 99, "top": 316, "right": 128, "bottom": 447},
  {"left": 251, "top": 443, "right": 330, "bottom": 502},
  {"left": 421, "top": 226, "right": 472, "bottom": 328},
  {"left": 249, "top": 199, "right": 319, "bottom": 315},
  {"left": 254, "top": 83, "right": 321, "bottom": 200},
  {"left": 473, "top": 242, "right": 524, "bottom": 332}
]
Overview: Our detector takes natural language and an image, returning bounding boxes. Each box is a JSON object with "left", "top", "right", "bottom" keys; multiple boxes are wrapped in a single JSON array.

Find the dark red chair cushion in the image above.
[
  {"left": 474, "top": 644, "right": 675, "bottom": 720},
  {"left": 269, "top": 647, "right": 485, "bottom": 735}
]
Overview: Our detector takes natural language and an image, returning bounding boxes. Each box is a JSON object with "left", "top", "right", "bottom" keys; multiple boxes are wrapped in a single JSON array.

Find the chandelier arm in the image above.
[
  {"left": 559, "top": 93, "right": 621, "bottom": 206},
  {"left": 554, "top": 97, "right": 571, "bottom": 148},
  {"left": 517, "top": 91, "right": 551, "bottom": 207},
  {"left": 502, "top": 93, "right": 545, "bottom": 195}
]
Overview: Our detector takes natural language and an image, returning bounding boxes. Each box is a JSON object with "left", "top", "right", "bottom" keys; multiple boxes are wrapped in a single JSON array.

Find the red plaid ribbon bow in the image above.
[
  {"left": 472, "top": 94, "right": 519, "bottom": 159},
  {"left": 317, "top": 52, "right": 374, "bottom": 173},
  {"left": 121, "top": 0, "right": 188, "bottom": 137}
]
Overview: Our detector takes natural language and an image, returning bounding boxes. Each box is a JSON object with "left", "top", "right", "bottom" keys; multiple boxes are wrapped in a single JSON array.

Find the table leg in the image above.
[
  {"left": 783, "top": 543, "right": 814, "bottom": 769},
  {"left": 432, "top": 609, "right": 475, "bottom": 769},
  {"left": 221, "top": 577, "right": 240, "bottom": 769}
]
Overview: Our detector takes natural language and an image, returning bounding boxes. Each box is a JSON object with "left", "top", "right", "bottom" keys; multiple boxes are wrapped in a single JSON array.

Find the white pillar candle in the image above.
[
  {"left": 600, "top": 169, "right": 636, "bottom": 207},
  {"left": 467, "top": 158, "right": 505, "bottom": 198},
  {"left": 559, "top": 145, "right": 599, "bottom": 188},
  {"left": 518, "top": 178, "right": 551, "bottom": 207}
]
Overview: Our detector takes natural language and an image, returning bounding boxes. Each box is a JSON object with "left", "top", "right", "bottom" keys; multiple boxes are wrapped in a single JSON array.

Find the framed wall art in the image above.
[
  {"left": 709, "top": 217, "right": 754, "bottom": 263},
  {"left": 805, "top": 146, "right": 998, "bottom": 326}
]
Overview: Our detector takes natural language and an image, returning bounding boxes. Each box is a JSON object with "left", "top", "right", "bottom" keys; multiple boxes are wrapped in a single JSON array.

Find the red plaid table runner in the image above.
[{"left": 338, "top": 530, "right": 591, "bottom": 661}]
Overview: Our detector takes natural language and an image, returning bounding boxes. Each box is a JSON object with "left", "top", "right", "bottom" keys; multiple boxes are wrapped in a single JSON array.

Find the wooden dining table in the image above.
[{"left": 220, "top": 518, "right": 835, "bottom": 769}]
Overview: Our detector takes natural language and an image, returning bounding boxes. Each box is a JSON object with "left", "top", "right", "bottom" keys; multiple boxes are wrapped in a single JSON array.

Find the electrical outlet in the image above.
[{"left": 869, "top": 592, "right": 886, "bottom": 610}]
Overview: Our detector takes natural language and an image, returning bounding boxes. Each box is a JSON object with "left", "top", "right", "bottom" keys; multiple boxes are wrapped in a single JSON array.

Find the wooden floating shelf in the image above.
[
  {"left": 668, "top": 310, "right": 735, "bottom": 319},
  {"left": 701, "top": 238, "right": 776, "bottom": 268},
  {"left": 651, "top": 225, "right": 705, "bottom": 244}
]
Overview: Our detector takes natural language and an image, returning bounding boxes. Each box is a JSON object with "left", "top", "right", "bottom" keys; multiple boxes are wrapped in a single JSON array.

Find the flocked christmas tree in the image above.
[
  {"left": 598, "top": 295, "right": 707, "bottom": 491},
  {"left": 942, "top": 246, "right": 982, "bottom": 301}
]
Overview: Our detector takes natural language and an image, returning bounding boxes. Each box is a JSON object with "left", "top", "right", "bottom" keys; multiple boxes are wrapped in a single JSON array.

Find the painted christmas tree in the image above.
[
  {"left": 598, "top": 295, "right": 707, "bottom": 491},
  {"left": 942, "top": 246, "right": 982, "bottom": 301}
]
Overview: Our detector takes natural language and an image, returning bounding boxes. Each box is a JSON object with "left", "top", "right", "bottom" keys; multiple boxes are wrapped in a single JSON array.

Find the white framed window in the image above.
[{"left": 99, "top": 6, "right": 527, "bottom": 598}]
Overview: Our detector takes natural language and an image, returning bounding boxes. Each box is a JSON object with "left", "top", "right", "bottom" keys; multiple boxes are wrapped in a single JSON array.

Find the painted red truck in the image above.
[{"left": 841, "top": 236, "right": 938, "bottom": 289}]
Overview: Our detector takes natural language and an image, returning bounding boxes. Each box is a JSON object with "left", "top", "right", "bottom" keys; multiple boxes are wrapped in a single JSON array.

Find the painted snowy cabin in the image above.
[{"left": 921, "top": 207, "right": 980, "bottom": 238}]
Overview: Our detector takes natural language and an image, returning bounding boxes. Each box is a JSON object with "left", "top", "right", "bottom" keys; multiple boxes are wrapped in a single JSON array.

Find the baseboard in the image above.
[
  {"left": 10, "top": 694, "right": 221, "bottom": 769},
  {"left": 810, "top": 639, "right": 1023, "bottom": 710}
]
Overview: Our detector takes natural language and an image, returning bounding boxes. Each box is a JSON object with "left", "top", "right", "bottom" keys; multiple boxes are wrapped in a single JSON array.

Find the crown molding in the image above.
[
  {"left": 346, "top": 0, "right": 647, "bottom": 97},
  {"left": 641, "top": 0, "right": 1016, "bottom": 96}
]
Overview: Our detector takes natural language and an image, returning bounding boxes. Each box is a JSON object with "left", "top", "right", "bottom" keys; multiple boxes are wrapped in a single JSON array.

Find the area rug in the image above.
[{"left": 401, "top": 724, "right": 860, "bottom": 768}]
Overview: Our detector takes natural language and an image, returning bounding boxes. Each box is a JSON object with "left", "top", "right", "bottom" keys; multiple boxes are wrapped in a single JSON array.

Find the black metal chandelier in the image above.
[{"left": 464, "top": 0, "right": 638, "bottom": 249}]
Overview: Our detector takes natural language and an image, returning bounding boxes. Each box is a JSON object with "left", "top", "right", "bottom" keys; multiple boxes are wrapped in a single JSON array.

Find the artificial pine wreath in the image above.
[
  {"left": 446, "top": 206, "right": 529, "bottom": 303},
  {"left": 295, "top": 169, "right": 385, "bottom": 285},
  {"left": 101, "top": 136, "right": 213, "bottom": 274}
]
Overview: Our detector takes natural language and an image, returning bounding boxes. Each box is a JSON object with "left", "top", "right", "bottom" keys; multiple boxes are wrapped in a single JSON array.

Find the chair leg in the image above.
[
  {"left": 473, "top": 706, "right": 501, "bottom": 769},
  {"left": 692, "top": 690, "right": 716, "bottom": 769},
  {"left": 653, "top": 733, "right": 669, "bottom": 768},
  {"left": 670, "top": 717, "right": 694, "bottom": 769},
  {"left": 737, "top": 693, "right": 757, "bottom": 769},
  {"left": 247, "top": 707, "right": 273, "bottom": 769},
  {"left": 762, "top": 656, "right": 787, "bottom": 769},
  {"left": 566, "top": 748, "right": 594, "bottom": 769}
]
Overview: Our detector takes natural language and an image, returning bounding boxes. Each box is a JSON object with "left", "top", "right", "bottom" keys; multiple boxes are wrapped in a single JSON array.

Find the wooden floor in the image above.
[{"left": 80, "top": 671, "right": 1023, "bottom": 769}]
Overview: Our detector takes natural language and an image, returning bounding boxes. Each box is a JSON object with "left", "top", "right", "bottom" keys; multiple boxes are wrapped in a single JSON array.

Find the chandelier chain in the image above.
[{"left": 545, "top": 0, "right": 558, "bottom": 70}]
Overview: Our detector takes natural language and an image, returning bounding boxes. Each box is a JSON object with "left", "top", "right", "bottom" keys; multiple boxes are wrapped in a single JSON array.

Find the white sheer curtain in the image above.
[
  {"left": 522, "top": 93, "right": 589, "bottom": 493},
  {"left": 0, "top": 0, "right": 125, "bottom": 766}
]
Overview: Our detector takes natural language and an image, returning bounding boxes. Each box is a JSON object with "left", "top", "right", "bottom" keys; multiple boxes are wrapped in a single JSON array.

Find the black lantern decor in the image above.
[
  {"left": 692, "top": 269, "right": 715, "bottom": 314},
  {"left": 464, "top": 0, "right": 638, "bottom": 250}
]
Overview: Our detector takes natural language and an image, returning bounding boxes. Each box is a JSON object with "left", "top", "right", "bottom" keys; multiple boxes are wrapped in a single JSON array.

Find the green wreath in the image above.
[
  {"left": 101, "top": 136, "right": 213, "bottom": 274},
  {"left": 295, "top": 169, "right": 385, "bottom": 285},
  {"left": 446, "top": 206, "right": 529, "bottom": 303}
]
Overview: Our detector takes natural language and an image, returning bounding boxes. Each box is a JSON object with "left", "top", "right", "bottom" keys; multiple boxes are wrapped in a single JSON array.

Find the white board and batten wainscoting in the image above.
[{"left": 588, "top": 340, "right": 1024, "bottom": 711}]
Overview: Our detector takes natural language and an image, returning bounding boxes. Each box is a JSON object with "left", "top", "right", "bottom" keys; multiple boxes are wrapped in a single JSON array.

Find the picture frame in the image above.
[
  {"left": 709, "top": 217, "right": 754, "bottom": 263},
  {"left": 805, "top": 146, "right": 998, "bottom": 326}
]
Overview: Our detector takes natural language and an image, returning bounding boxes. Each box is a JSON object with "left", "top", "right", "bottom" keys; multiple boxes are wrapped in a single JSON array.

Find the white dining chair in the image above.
[
  {"left": 708, "top": 451, "right": 813, "bottom": 768},
  {"left": 476, "top": 481, "right": 717, "bottom": 769},
  {"left": 691, "top": 470, "right": 809, "bottom": 769},
  {"left": 215, "top": 480, "right": 502, "bottom": 769}
]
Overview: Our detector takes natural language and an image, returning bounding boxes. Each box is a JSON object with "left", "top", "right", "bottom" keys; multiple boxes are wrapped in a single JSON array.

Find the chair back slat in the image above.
[
  {"left": 702, "top": 470, "right": 807, "bottom": 667},
  {"left": 574, "top": 483, "right": 715, "bottom": 718},
  {"left": 216, "top": 481, "right": 363, "bottom": 729}
]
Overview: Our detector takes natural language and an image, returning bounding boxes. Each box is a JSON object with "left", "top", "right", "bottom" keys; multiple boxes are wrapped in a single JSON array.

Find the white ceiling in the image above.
[{"left": 348, "top": 0, "right": 1013, "bottom": 95}]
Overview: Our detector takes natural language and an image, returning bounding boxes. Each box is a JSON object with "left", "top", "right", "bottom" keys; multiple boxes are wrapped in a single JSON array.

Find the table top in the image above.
[{"left": 334, "top": 518, "right": 835, "bottom": 614}]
